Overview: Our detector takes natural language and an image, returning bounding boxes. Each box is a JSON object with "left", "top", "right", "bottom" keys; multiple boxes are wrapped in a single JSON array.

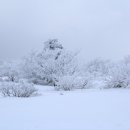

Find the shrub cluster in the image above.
[
  {"left": 1, "top": 39, "right": 130, "bottom": 94},
  {"left": 0, "top": 81, "right": 37, "bottom": 97}
]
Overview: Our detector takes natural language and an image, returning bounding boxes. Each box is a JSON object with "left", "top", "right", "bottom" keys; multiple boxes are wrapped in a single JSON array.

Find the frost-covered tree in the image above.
[
  {"left": 22, "top": 39, "right": 79, "bottom": 85},
  {"left": 0, "top": 61, "right": 20, "bottom": 82},
  {"left": 44, "top": 39, "right": 63, "bottom": 51},
  {"left": 106, "top": 62, "right": 130, "bottom": 88},
  {"left": 105, "top": 56, "right": 130, "bottom": 88},
  {"left": 78, "top": 58, "right": 114, "bottom": 89},
  {"left": 84, "top": 58, "right": 111, "bottom": 77}
]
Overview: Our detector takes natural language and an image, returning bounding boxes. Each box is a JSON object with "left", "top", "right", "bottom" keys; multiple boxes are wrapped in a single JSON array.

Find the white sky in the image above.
[{"left": 0, "top": 0, "right": 130, "bottom": 61}]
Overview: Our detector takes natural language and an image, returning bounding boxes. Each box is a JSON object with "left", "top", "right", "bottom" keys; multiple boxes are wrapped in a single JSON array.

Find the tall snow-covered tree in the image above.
[{"left": 22, "top": 39, "right": 79, "bottom": 85}]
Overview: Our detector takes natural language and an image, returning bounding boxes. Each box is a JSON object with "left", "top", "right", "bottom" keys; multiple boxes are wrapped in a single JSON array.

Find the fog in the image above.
[{"left": 0, "top": 0, "right": 130, "bottom": 61}]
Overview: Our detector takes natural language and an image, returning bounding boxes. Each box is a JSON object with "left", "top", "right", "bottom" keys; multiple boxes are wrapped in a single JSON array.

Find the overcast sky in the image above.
[{"left": 0, "top": 0, "right": 130, "bottom": 61}]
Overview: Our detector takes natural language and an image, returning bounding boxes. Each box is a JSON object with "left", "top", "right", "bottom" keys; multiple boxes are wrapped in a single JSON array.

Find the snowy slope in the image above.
[{"left": 0, "top": 86, "right": 130, "bottom": 130}]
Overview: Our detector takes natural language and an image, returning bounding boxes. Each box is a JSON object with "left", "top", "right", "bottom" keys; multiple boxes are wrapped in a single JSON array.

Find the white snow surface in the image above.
[{"left": 0, "top": 85, "right": 130, "bottom": 130}]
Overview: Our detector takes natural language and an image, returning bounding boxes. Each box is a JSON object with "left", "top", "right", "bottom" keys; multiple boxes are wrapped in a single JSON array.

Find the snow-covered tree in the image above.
[
  {"left": 84, "top": 58, "right": 111, "bottom": 77},
  {"left": 106, "top": 63, "right": 130, "bottom": 88},
  {"left": 22, "top": 39, "right": 79, "bottom": 86},
  {"left": 44, "top": 39, "right": 63, "bottom": 51},
  {"left": 78, "top": 58, "right": 115, "bottom": 89},
  {"left": 105, "top": 56, "right": 130, "bottom": 88},
  {"left": 0, "top": 61, "right": 20, "bottom": 82}
]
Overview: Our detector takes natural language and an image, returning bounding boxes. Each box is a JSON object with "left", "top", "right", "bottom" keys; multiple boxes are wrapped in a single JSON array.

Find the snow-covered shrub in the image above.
[
  {"left": 84, "top": 58, "right": 112, "bottom": 77},
  {"left": 105, "top": 64, "right": 130, "bottom": 88},
  {"left": 55, "top": 76, "right": 75, "bottom": 91},
  {"left": 0, "top": 61, "right": 20, "bottom": 82},
  {"left": 55, "top": 76, "right": 88, "bottom": 91},
  {"left": 80, "top": 58, "right": 115, "bottom": 89},
  {"left": 0, "top": 82, "right": 37, "bottom": 97}
]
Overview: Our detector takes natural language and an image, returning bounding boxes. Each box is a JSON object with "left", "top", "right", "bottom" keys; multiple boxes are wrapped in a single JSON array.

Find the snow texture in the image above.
[{"left": 0, "top": 85, "right": 130, "bottom": 130}]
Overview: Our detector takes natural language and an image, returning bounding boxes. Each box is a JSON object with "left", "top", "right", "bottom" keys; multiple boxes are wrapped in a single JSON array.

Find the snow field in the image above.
[{"left": 0, "top": 86, "right": 130, "bottom": 130}]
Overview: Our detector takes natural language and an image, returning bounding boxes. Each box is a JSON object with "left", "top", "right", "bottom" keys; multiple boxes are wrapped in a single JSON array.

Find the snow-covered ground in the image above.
[{"left": 0, "top": 86, "right": 130, "bottom": 130}]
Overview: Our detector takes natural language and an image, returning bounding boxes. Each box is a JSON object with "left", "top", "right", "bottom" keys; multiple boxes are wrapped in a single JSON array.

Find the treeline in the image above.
[{"left": 0, "top": 39, "right": 130, "bottom": 97}]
